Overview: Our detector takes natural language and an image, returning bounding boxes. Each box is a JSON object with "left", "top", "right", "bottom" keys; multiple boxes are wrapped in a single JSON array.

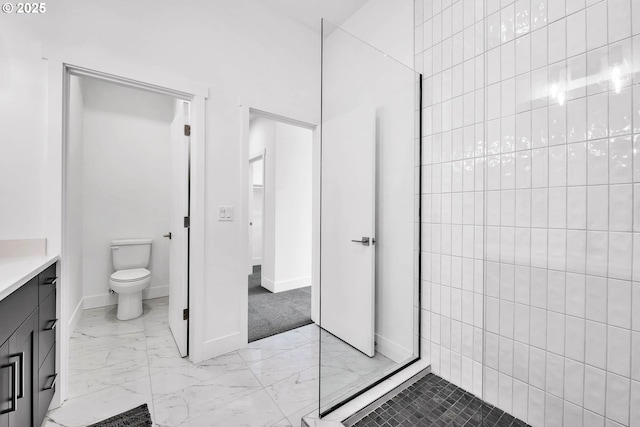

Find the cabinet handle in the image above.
[
  {"left": 11, "top": 352, "right": 24, "bottom": 399},
  {"left": 44, "top": 277, "right": 58, "bottom": 286},
  {"left": 43, "top": 373, "right": 58, "bottom": 391},
  {"left": 0, "top": 361, "right": 18, "bottom": 414},
  {"left": 45, "top": 319, "right": 58, "bottom": 331}
]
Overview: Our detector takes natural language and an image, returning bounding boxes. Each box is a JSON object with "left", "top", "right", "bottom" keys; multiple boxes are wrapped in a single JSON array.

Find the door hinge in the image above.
[
  {"left": 183, "top": 308, "right": 189, "bottom": 320},
  {"left": 184, "top": 124, "right": 191, "bottom": 136},
  {"left": 184, "top": 216, "right": 190, "bottom": 228}
]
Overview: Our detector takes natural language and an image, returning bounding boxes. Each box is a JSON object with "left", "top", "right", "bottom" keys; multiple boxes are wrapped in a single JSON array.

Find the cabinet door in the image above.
[
  {"left": 8, "top": 313, "right": 37, "bottom": 427},
  {"left": 0, "top": 340, "right": 10, "bottom": 427},
  {"left": 0, "top": 277, "right": 37, "bottom": 347}
]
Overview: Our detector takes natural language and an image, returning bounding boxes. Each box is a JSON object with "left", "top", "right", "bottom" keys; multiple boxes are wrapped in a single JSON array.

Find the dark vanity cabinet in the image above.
[
  {"left": 0, "top": 261, "right": 58, "bottom": 427},
  {"left": 37, "top": 263, "right": 57, "bottom": 425}
]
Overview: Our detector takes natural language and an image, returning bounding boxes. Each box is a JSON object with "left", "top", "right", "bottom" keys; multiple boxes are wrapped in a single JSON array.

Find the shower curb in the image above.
[
  {"left": 342, "top": 367, "right": 431, "bottom": 426},
  {"left": 301, "top": 365, "right": 431, "bottom": 427}
]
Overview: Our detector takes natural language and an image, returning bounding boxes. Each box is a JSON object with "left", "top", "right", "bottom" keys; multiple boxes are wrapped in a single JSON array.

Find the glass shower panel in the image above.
[{"left": 319, "top": 19, "right": 421, "bottom": 415}]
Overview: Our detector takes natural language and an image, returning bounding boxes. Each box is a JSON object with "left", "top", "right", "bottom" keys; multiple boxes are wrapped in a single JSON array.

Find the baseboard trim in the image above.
[
  {"left": 200, "top": 331, "right": 243, "bottom": 362},
  {"left": 143, "top": 285, "right": 169, "bottom": 300},
  {"left": 68, "top": 298, "right": 84, "bottom": 335},
  {"left": 261, "top": 277, "right": 275, "bottom": 292},
  {"left": 375, "top": 333, "right": 412, "bottom": 364},
  {"left": 83, "top": 286, "right": 169, "bottom": 310},
  {"left": 262, "top": 276, "right": 311, "bottom": 293},
  {"left": 83, "top": 293, "right": 117, "bottom": 309}
]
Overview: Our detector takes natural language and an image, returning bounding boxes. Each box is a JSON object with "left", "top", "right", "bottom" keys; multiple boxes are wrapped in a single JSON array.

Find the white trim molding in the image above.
[
  {"left": 374, "top": 333, "right": 413, "bottom": 364},
  {"left": 261, "top": 276, "right": 312, "bottom": 293},
  {"left": 67, "top": 298, "right": 84, "bottom": 338},
  {"left": 46, "top": 54, "right": 209, "bottom": 404},
  {"left": 83, "top": 286, "right": 170, "bottom": 310}
]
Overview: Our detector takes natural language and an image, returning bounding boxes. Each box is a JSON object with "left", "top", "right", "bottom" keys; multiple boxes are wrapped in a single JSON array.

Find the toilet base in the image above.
[{"left": 116, "top": 291, "right": 143, "bottom": 320}]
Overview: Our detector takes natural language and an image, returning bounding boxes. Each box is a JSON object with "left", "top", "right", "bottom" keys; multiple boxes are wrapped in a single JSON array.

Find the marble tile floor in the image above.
[
  {"left": 44, "top": 297, "right": 395, "bottom": 427},
  {"left": 318, "top": 338, "right": 398, "bottom": 413}
]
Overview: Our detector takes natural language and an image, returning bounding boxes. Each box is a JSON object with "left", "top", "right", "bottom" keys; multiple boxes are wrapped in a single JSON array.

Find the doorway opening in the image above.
[
  {"left": 246, "top": 112, "right": 315, "bottom": 342},
  {"left": 63, "top": 71, "right": 193, "bottom": 397}
]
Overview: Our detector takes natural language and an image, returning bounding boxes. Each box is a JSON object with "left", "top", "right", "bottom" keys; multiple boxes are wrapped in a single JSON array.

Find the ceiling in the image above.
[{"left": 259, "top": 0, "right": 371, "bottom": 33}]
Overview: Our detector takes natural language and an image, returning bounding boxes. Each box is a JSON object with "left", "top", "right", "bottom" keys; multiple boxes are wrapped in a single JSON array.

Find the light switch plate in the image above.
[{"left": 218, "top": 206, "right": 233, "bottom": 221}]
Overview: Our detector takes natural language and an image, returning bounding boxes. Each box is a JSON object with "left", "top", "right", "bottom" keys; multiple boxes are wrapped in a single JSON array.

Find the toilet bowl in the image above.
[
  {"left": 110, "top": 268, "right": 151, "bottom": 320},
  {"left": 110, "top": 239, "right": 153, "bottom": 320}
]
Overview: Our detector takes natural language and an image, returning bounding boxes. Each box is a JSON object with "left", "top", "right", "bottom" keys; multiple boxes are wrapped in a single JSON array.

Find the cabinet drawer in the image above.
[
  {"left": 38, "top": 263, "right": 57, "bottom": 304},
  {"left": 37, "top": 346, "right": 56, "bottom": 425},
  {"left": 38, "top": 291, "right": 56, "bottom": 368},
  {"left": 0, "top": 276, "right": 37, "bottom": 346}
]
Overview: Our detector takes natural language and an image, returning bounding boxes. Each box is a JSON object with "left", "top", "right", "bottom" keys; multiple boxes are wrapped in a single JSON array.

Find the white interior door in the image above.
[
  {"left": 169, "top": 100, "right": 190, "bottom": 357},
  {"left": 250, "top": 157, "right": 264, "bottom": 267},
  {"left": 248, "top": 162, "right": 255, "bottom": 273},
  {"left": 251, "top": 186, "right": 264, "bottom": 265},
  {"left": 248, "top": 157, "right": 265, "bottom": 270},
  {"left": 321, "top": 107, "right": 376, "bottom": 357}
]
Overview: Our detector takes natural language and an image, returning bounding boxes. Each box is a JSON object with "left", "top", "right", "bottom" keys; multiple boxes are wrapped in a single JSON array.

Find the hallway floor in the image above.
[
  {"left": 44, "top": 297, "right": 394, "bottom": 426},
  {"left": 248, "top": 265, "right": 312, "bottom": 342}
]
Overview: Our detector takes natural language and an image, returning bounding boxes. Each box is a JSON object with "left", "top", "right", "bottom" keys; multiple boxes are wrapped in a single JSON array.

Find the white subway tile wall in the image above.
[{"left": 415, "top": 0, "right": 638, "bottom": 425}]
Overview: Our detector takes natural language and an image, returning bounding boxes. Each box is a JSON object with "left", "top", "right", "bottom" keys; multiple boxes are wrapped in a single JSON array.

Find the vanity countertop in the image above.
[{"left": 0, "top": 255, "right": 59, "bottom": 301}]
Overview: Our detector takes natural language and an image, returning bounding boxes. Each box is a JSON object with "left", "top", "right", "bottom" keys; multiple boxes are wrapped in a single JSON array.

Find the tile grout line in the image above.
[
  {"left": 142, "top": 304, "right": 158, "bottom": 426},
  {"left": 602, "top": 1, "right": 611, "bottom": 423}
]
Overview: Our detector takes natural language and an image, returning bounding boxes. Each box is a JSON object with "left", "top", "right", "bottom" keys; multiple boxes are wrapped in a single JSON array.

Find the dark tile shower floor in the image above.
[{"left": 353, "top": 373, "right": 530, "bottom": 427}]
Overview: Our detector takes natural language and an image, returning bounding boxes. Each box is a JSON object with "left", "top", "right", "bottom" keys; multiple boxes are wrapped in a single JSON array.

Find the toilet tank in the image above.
[{"left": 111, "top": 239, "right": 152, "bottom": 270}]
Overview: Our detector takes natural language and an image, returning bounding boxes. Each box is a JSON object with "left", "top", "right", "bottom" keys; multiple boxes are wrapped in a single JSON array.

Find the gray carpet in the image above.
[
  {"left": 89, "top": 404, "right": 152, "bottom": 426},
  {"left": 248, "top": 265, "right": 312, "bottom": 342}
]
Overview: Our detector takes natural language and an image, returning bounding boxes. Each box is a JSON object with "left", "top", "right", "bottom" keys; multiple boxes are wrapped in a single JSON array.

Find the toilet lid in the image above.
[{"left": 111, "top": 268, "right": 151, "bottom": 282}]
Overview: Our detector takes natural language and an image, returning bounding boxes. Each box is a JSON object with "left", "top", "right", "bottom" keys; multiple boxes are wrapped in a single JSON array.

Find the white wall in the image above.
[
  {"left": 0, "top": 0, "right": 320, "bottom": 359},
  {"left": 272, "top": 122, "right": 313, "bottom": 291},
  {"left": 250, "top": 117, "right": 312, "bottom": 292},
  {"left": 251, "top": 159, "right": 264, "bottom": 186},
  {"left": 66, "top": 76, "right": 85, "bottom": 327},
  {"left": 79, "top": 78, "right": 174, "bottom": 307},
  {"left": 340, "top": 0, "right": 415, "bottom": 68},
  {"left": 250, "top": 118, "right": 276, "bottom": 282},
  {"left": 0, "top": 14, "right": 46, "bottom": 240}
]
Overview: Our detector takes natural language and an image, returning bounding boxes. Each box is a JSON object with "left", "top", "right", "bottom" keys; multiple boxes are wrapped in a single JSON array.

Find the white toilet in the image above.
[{"left": 109, "top": 238, "right": 152, "bottom": 320}]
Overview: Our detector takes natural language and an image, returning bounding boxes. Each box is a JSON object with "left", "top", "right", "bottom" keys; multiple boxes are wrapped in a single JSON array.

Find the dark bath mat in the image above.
[{"left": 88, "top": 403, "right": 152, "bottom": 427}]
